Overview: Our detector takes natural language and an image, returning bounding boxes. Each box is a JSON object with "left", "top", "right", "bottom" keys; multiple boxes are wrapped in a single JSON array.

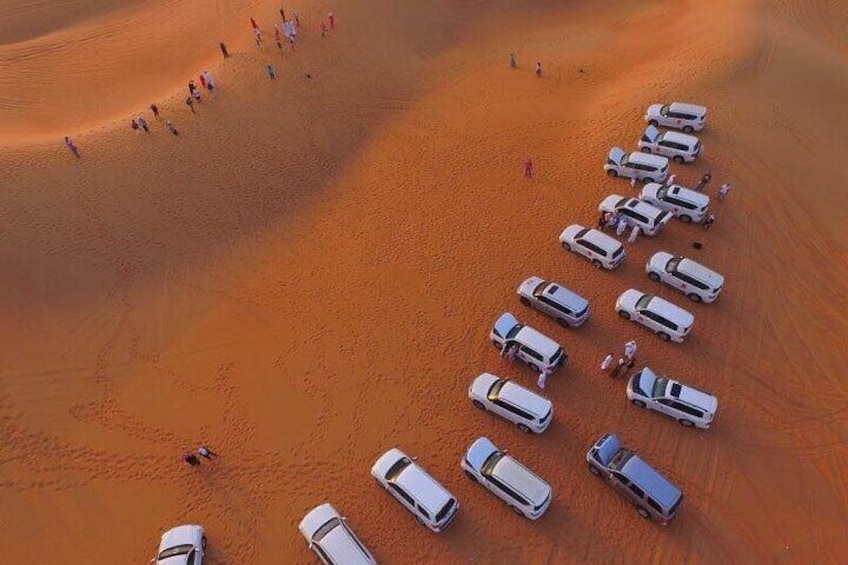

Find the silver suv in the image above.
[
  {"left": 627, "top": 367, "right": 718, "bottom": 429},
  {"left": 586, "top": 433, "right": 683, "bottom": 525},
  {"left": 517, "top": 277, "right": 590, "bottom": 327}
]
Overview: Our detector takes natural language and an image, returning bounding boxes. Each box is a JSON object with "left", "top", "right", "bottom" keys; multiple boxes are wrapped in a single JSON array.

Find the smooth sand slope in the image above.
[{"left": 1, "top": 0, "right": 847, "bottom": 563}]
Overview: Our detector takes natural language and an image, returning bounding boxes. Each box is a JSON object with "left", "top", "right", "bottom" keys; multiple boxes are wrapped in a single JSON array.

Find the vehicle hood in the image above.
[
  {"left": 629, "top": 367, "right": 657, "bottom": 397},
  {"left": 647, "top": 251, "right": 674, "bottom": 272},
  {"left": 371, "top": 447, "right": 408, "bottom": 479},
  {"left": 594, "top": 433, "right": 623, "bottom": 466},
  {"left": 160, "top": 526, "right": 200, "bottom": 551},
  {"left": 493, "top": 312, "right": 521, "bottom": 339},
  {"left": 608, "top": 146, "right": 626, "bottom": 164},
  {"left": 616, "top": 288, "right": 643, "bottom": 311},
  {"left": 299, "top": 503, "right": 340, "bottom": 539},
  {"left": 518, "top": 276, "right": 546, "bottom": 298},
  {"left": 599, "top": 194, "right": 625, "bottom": 213},
  {"left": 640, "top": 183, "right": 663, "bottom": 201},
  {"left": 465, "top": 436, "right": 499, "bottom": 472},
  {"left": 647, "top": 103, "right": 663, "bottom": 118},
  {"left": 642, "top": 125, "right": 660, "bottom": 142},
  {"left": 470, "top": 372, "right": 500, "bottom": 398}
]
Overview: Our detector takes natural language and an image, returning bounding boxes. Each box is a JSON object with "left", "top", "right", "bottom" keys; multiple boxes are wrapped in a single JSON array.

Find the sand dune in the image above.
[{"left": 1, "top": 0, "right": 846, "bottom": 563}]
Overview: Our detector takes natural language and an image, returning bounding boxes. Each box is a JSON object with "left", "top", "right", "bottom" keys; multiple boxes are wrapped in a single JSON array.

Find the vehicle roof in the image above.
[
  {"left": 493, "top": 312, "right": 520, "bottom": 339},
  {"left": 500, "top": 381, "right": 552, "bottom": 417},
  {"left": 299, "top": 503, "right": 340, "bottom": 539},
  {"left": 620, "top": 456, "right": 682, "bottom": 508},
  {"left": 395, "top": 461, "right": 453, "bottom": 515},
  {"left": 514, "top": 325, "right": 562, "bottom": 358},
  {"left": 628, "top": 152, "right": 669, "bottom": 168},
  {"left": 661, "top": 130, "right": 700, "bottom": 145},
  {"left": 646, "top": 295, "right": 695, "bottom": 326},
  {"left": 581, "top": 228, "right": 624, "bottom": 251},
  {"left": 544, "top": 284, "right": 589, "bottom": 311},
  {"left": 320, "top": 523, "right": 373, "bottom": 565},
  {"left": 625, "top": 198, "right": 666, "bottom": 218},
  {"left": 669, "top": 102, "right": 707, "bottom": 116},
  {"left": 675, "top": 383, "right": 719, "bottom": 413},
  {"left": 492, "top": 455, "right": 551, "bottom": 505},
  {"left": 677, "top": 258, "right": 725, "bottom": 287},
  {"left": 668, "top": 185, "right": 710, "bottom": 206},
  {"left": 609, "top": 147, "right": 626, "bottom": 163}
]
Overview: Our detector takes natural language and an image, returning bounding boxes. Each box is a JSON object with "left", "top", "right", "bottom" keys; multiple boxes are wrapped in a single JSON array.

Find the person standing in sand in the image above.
[
  {"left": 328, "top": 11, "right": 335, "bottom": 29},
  {"left": 137, "top": 115, "right": 149, "bottom": 133},
  {"left": 666, "top": 173, "right": 676, "bottom": 187},
  {"left": 267, "top": 64, "right": 277, "bottom": 80},
  {"left": 131, "top": 119, "right": 139, "bottom": 133},
  {"left": 204, "top": 71, "right": 215, "bottom": 92},
  {"left": 510, "top": 52, "right": 517, "bottom": 68},
  {"left": 274, "top": 24, "right": 283, "bottom": 48},
  {"left": 535, "top": 61, "right": 543, "bottom": 76},
  {"left": 624, "top": 340, "right": 638, "bottom": 363},
  {"left": 199, "top": 73, "right": 207, "bottom": 89},
  {"left": 601, "top": 353, "right": 614, "bottom": 374},
  {"left": 251, "top": 17, "right": 259, "bottom": 31},
  {"left": 320, "top": 21, "right": 327, "bottom": 37},
  {"left": 704, "top": 212, "right": 716, "bottom": 229},
  {"left": 616, "top": 217, "right": 629, "bottom": 237},
  {"left": 523, "top": 158, "right": 534, "bottom": 178},
  {"left": 537, "top": 367, "right": 550, "bottom": 390},
  {"left": 219, "top": 42, "right": 230, "bottom": 58},
  {"left": 253, "top": 27, "right": 263, "bottom": 47},
  {"left": 198, "top": 446, "right": 217, "bottom": 459},
  {"left": 627, "top": 224, "right": 640, "bottom": 244},
  {"left": 165, "top": 121, "right": 179, "bottom": 136},
  {"left": 150, "top": 104, "right": 159, "bottom": 118},
  {"left": 718, "top": 183, "right": 731, "bottom": 201},
  {"left": 186, "top": 97, "right": 196, "bottom": 113},
  {"left": 182, "top": 453, "right": 201, "bottom": 467}
]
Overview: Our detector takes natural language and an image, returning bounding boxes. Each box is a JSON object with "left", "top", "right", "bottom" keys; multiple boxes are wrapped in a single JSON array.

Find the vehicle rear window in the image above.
[
  {"left": 612, "top": 246, "right": 624, "bottom": 258},
  {"left": 435, "top": 499, "right": 456, "bottom": 523},
  {"left": 657, "top": 211, "right": 670, "bottom": 222}
]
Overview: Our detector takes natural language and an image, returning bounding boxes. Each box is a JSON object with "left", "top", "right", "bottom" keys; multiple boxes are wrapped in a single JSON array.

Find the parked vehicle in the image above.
[
  {"left": 517, "top": 276, "right": 590, "bottom": 327},
  {"left": 469, "top": 372, "right": 553, "bottom": 434},
  {"left": 490, "top": 312, "right": 568, "bottom": 373},
  {"left": 598, "top": 195, "right": 671, "bottom": 236},
  {"left": 299, "top": 503, "right": 377, "bottom": 565},
  {"left": 639, "top": 183, "right": 709, "bottom": 223},
  {"left": 605, "top": 147, "right": 669, "bottom": 183},
  {"left": 645, "top": 102, "right": 707, "bottom": 133},
  {"left": 646, "top": 252, "right": 725, "bottom": 303},
  {"left": 371, "top": 448, "right": 459, "bottom": 532},
  {"left": 615, "top": 289, "right": 694, "bottom": 342},
  {"left": 153, "top": 525, "right": 206, "bottom": 565},
  {"left": 586, "top": 433, "right": 683, "bottom": 525},
  {"left": 627, "top": 367, "right": 718, "bottom": 428},
  {"left": 637, "top": 125, "right": 701, "bottom": 163},
  {"left": 559, "top": 224, "right": 626, "bottom": 270},
  {"left": 462, "top": 437, "right": 552, "bottom": 520}
]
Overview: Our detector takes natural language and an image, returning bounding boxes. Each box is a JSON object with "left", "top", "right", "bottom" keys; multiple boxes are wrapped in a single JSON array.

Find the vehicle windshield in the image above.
[
  {"left": 481, "top": 450, "right": 505, "bottom": 476},
  {"left": 385, "top": 457, "right": 412, "bottom": 481},
  {"left": 505, "top": 326, "right": 521, "bottom": 340},
  {"left": 657, "top": 186, "right": 669, "bottom": 199},
  {"left": 660, "top": 104, "right": 670, "bottom": 115},
  {"left": 652, "top": 377, "right": 669, "bottom": 398},
  {"left": 533, "top": 281, "right": 548, "bottom": 297},
  {"left": 608, "top": 449, "right": 634, "bottom": 471},
  {"left": 158, "top": 545, "right": 194, "bottom": 561},
  {"left": 667, "top": 257, "right": 682, "bottom": 273},
  {"left": 635, "top": 294, "right": 653, "bottom": 311},
  {"left": 488, "top": 379, "right": 506, "bottom": 401},
  {"left": 313, "top": 517, "right": 341, "bottom": 543}
]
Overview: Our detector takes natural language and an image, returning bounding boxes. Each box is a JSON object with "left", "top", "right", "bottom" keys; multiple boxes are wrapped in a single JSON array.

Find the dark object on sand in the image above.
[{"left": 693, "top": 242, "right": 703, "bottom": 250}]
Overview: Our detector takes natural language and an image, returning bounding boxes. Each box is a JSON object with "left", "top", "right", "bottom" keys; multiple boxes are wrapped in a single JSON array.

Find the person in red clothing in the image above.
[
  {"left": 524, "top": 158, "right": 534, "bottom": 178},
  {"left": 328, "top": 11, "right": 335, "bottom": 29},
  {"left": 199, "top": 73, "right": 207, "bottom": 89}
]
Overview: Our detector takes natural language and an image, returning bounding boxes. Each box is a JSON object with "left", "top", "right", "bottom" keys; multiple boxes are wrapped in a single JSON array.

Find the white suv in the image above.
[
  {"left": 559, "top": 224, "right": 626, "bottom": 270},
  {"left": 639, "top": 183, "right": 709, "bottom": 223},
  {"left": 461, "top": 437, "right": 552, "bottom": 520},
  {"left": 598, "top": 195, "right": 671, "bottom": 236},
  {"left": 153, "top": 525, "right": 206, "bottom": 565},
  {"left": 372, "top": 448, "right": 459, "bottom": 532},
  {"left": 299, "top": 503, "right": 376, "bottom": 565},
  {"left": 490, "top": 312, "right": 568, "bottom": 373},
  {"left": 627, "top": 367, "right": 718, "bottom": 429},
  {"left": 517, "top": 276, "right": 590, "bottom": 327},
  {"left": 604, "top": 147, "right": 669, "bottom": 183},
  {"left": 637, "top": 125, "right": 702, "bottom": 163},
  {"left": 469, "top": 372, "right": 553, "bottom": 434},
  {"left": 645, "top": 102, "right": 707, "bottom": 133},
  {"left": 646, "top": 252, "right": 725, "bottom": 303},
  {"left": 615, "top": 289, "right": 694, "bottom": 342}
]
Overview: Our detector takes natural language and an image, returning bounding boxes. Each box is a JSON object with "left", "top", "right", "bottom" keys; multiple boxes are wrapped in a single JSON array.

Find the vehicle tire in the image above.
[
  {"left": 657, "top": 331, "right": 671, "bottom": 341},
  {"left": 636, "top": 506, "right": 652, "bottom": 520},
  {"left": 679, "top": 214, "right": 692, "bottom": 223},
  {"left": 673, "top": 155, "right": 684, "bottom": 164},
  {"left": 618, "top": 310, "right": 631, "bottom": 320},
  {"left": 592, "top": 259, "right": 603, "bottom": 269},
  {"left": 687, "top": 292, "right": 702, "bottom": 303},
  {"left": 492, "top": 340, "right": 503, "bottom": 350},
  {"left": 631, "top": 399, "right": 647, "bottom": 409},
  {"left": 640, "top": 147, "right": 651, "bottom": 154},
  {"left": 607, "top": 169, "right": 618, "bottom": 178},
  {"left": 465, "top": 469, "right": 478, "bottom": 482},
  {"left": 511, "top": 505, "right": 524, "bottom": 517},
  {"left": 679, "top": 419, "right": 696, "bottom": 428},
  {"left": 520, "top": 297, "right": 531, "bottom": 307},
  {"left": 648, "top": 272, "right": 661, "bottom": 282},
  {"left": 517, "top": 423, "right": 532, "bottom": 434},
  {"left": 556, "top": 318, "right": 570, "bottom": 328},
  {"left": 528, "top": 363, "right": 539, "bottom": 373},
  {"left": 683, "top": 125, "right": 694, "bottom": 133},
  {"left": 472, "top": 400, "right": 486, "bottom": 411},
  {"left": 644, "top": 177, "right": 655, "bottom": 184},
  {"left": 202, "top": 536, "right": 207, "bottom": 549},
  {"left": 588, "top": 464, "right": 601, "bottom": 477},
  {"left": 649, "top": 119, "right": 659, "bottom": 127},
  {"left": 561, "top": 242, "right": 572, "bottom": 252}
]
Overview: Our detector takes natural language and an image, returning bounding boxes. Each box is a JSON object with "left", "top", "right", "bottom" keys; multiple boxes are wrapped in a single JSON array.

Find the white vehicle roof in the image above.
[
  {"left": 642, "top": 183, "right": 710, "bottom": 208},
  {"left": 624, "top": 198, "right": 667, "bottom": 220},
  {"left": 299, "top": 504, "right": 374, "bottom": 565},
  {"left": 520, "top": 278, "right": 587, "bottom": 312},
  {"left": 677, "top": 258, "right": 725, "bottom": 288},
  {"left": 675, "top": 383, "right": 719, "bottom": 413},
  {"left": 628, "top": 151, "right": 669, "bottom": 169},
  {"left": 514, "top": 326, "right": 562, "bottom": 359},
  {"left": 580, "top": 227, "right": 624, "bottom": 251},
  {"left": 465, "top": 437, "right": 550, "bottom": 505},
  {"left": 661, "top": 130, "right": 700, "bottom": 146},
  {"left": 669, "top": 102, "right": 707, "bottom": 116},
  {"left": 159, "top": 525, "right": 202, "bottom": 552},
  {"left": 646, "top": 295, "right": 695, "bottom": 327},
  {"left": 393, "top": 460, "right": 452, "bottom": 516},
  {"left": 499, "top": 380, "right": 552, "bottom": 418}
]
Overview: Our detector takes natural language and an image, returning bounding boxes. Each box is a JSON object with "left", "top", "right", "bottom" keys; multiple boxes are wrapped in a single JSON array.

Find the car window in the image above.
[
  {"left": 629, "top": 483, "right": 645, "bottom": 499},
  {"left": 499, "top": 401, "right": 533, "bottom": 420},
  {"left": 540, "top": 296, "right": 571, "bottom": 315},
  {"left": 611, "top": 246, "right": 623, "bottom": 258},
  {"left": 388, "top": 483, "right": 415, "bottom": 507},
  {"left": 416, "top": 504, "right": 431, "bottom": 520},
  {"left": 575, "top": 228, "right": 589, "bottom": 238},
  {"left": 490, "top": 476, "right": 529, "bottom": 506},
  {"left": 641, "top": 310, "right": 660, "bottom": 323},
  {"left": 674, "top": 401, "right": 704, "bottom": 418},
  {"left": 435, "top": 499, "right": 456, "bottom": 523},
  {"left": 654, "top": 315, "right": 676, "bottom": 330},
  {"left": 611, "top": 471, "right": 629, "bottom": 486},
  {"left": 186, "top": 550, "right": 196, "bottom": 565},
  {"left": 667, "top": 257, "right": 682, "bottom": 273},
  {"left": 521, "top": 346, "right": 543, "bottom": 361},
  {"left": 647, "top": 497, "right": 663, "bottom": 514},
  {"left": 580, "top": 240, "right": 606, "bottom": 256}
]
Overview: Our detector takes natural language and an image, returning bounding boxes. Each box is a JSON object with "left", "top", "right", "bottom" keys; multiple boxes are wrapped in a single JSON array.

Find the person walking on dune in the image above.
[
  {"left": 186, "top": 96, "right": 196, "bottom": 113},
  {"left": 199, "top": 73, "right": 207, "bottom": 89},
  {"left": 131, "top": 119, "right": 139, "bottom": 133},
  {"left": 616, "top": 217, "right": 629, "bottom": 237},
  {"left": 510, "top": 52, "right": 517, "bottom": 68},
  {"left": 198, "top": 445, "right": 217, "bottom": 459},
  {"left": 523, "top": 158, "right": 534, "bottom": 178},
  {"left": 703, "top": 212, "right": 716, "bottom": 229},
  {"left": 274, "top": 24, "right": 283, "bottom": 48},
  {"left": 64, "top": 136, "right": 81, "bottom": 158},
  {"left": 203, "top": 71, "right": 215, "bottom": 93},
  {"left": 137, "top": 115, "right": 149, "bottom": 133},
  {"left": 280, "top": 7, "right": 286, "bottom": 22},
  {"left": 219, "top": 42, "right": 230, "bottom": 58},
  {"left": 624, "top": 340, "right": 638, "bottom": 364},
  {"left": 535, "top": 61, "right": 543, "bottom": 77},
  {"left": 253, "top": 27, "right": 262, "bottom": 48},
  {"left": 718, "top": 182, "right": 731, "bottom": 201},
  {"left": 666, "top": 173, "right": 676, "bottom": 187},
  {"left": 267, "top": 64, "right": 277, "bottom": 80},
  {"left": 250, "top": 17, "right": 259, "bottom": 31},
  {"left": 165, "top": 121, "right": 179, "bottom": 136},
  {"left": 150, "top": 104, "right": 159, "bottom": 118},
  {"left": 601, "top": 352, "right": 614, "bottom": 374},
  {"left": 537, "top": 367, "right": 550, "bottom": 390}
]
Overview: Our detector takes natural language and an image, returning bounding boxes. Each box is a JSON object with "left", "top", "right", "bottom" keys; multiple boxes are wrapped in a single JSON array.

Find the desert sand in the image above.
[{"left": 1, "top": 0, "right": 847, "bottom": 563}]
